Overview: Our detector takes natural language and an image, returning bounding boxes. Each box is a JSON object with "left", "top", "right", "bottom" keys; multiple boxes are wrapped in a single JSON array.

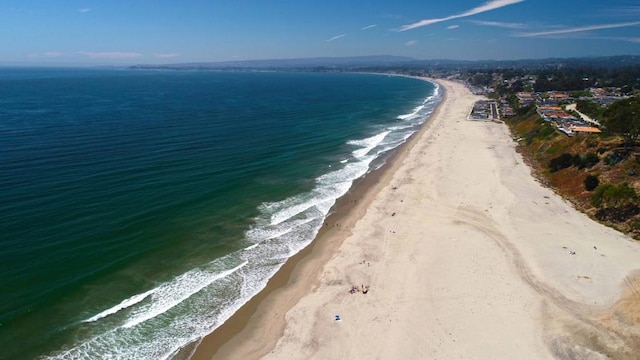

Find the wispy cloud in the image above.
[
  {"left": 447, "top": 25, "right": 459, "bottom": 30},
  {"left": 79, "top": 51, "right": 143, "bottom": 59},
  {"left": 405, "top": 40, "right": 418, "bottom": 46},
  {"left": 469, "top": 20, "right": 527, "bottom": 29},
  {"left": 603, "top": 5, "right": 640, "bottom": 18},
  {"left": 28, "top": 52, "right": 65, "bottom": 58},
  {"left": 590, "top": 36, "right": 640, "bottom": 43},
  {"left": 154, "top": 53, "right": 180, "bottom": 58},
  {"left": 326, "top": 34, "right": 346, "bottom": 42},
  {"left": 621, "top": 5, "right": 640, "bottom": 15},
  {"left": 78, "top": 8, "right": 91, "bottom": 13},
  {"left": 516, "top": 21, "right": 640, "bottom": 38},
  {"left": 361, "top": 24, "right": 377, "bottom": 30},
  {"left": 398, "top": 0, "right": 524, "bottom": 31},
  {"left": 549, "top": 35, "right": 640, "bottom": 43}
]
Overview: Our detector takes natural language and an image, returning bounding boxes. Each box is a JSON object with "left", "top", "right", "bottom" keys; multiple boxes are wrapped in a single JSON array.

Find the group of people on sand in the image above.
[{"left": 348, "top": 285, "right": 370, "bottom": 294}]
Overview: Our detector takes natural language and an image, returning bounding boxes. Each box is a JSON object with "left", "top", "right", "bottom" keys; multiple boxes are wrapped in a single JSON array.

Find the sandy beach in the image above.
[{"left": 192, "top": 79, "right": 640, "bottom": 359}]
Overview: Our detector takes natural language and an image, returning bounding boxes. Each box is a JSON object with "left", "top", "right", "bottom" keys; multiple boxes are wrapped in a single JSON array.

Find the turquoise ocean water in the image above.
[{"left": 0, "top": 68, "right": 438, "bottom": 359}]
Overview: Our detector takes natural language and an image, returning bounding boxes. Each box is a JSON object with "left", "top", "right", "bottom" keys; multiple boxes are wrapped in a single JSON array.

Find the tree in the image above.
[
  {"left": 469, "top": 73, "right": 492, "bottom": 87},
  {"left": 510, "top": 79, "right": 524, "bottom": 92},
  {"left": 603, "top": 97, "right": 640, "bottom": 147}
]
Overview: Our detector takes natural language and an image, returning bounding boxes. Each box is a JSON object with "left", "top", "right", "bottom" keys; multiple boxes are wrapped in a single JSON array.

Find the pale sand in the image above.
[{"left": 199, "top": 79, "right": 640, "bottom": 359}]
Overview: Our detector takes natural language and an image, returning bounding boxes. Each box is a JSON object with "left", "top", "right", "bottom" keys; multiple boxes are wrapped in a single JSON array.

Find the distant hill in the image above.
[
  {"left": 129, "top": 55, "right": 415, "bottom": 70},
  {"left": 409, "top": 55, "right": 640, "bottom": 70},
  {"left": 129, "top": 55, "right": 640, "bottom": 71}
]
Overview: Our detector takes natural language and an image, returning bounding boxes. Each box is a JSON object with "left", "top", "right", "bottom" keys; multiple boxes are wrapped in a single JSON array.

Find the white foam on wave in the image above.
[
  {"left": 397, "top": 83, "right": 440, "bottom": 122},
  {"left": 267, "top": 162, "right": 366, "bottom": 226},
  {"left": 247, "top": 213, "right": 324, "bottom": 261},
  {"left": 235, "top": 154, "right": 376, "bottom": 308},
  {"left": 246, "top": 226, "right": 292, "bottom": 243},
  {"left": 267, "top": 194, "right": 329, "bottom": 226},
  {"left": 44, "top": 258, "right": 255, "bottom": 360},
  {"left": 423, "top": 90, "right": 438, "bottom": 104},
  {"left": 243, "top": 243, "right": 259, "bottom": 251},
  {"left": 431, "top": 83, "right": 440, "bottom": 98},
  {"left": 317, "top": 157, "right": 372, "bottom": 187},
  {"left": 314, "top": 196, "right": 340, "bottom": 216},
  {"left": 348, "top": 131, "right": 390, "bottom": 159},
  {"left": 388, "top": 123, "right": 415, "bottom": 132},
  {"left": 397, "top": 104, "right": 424, "bottom": 120},
  {"left": 82, "top": 289, "right": 155, "bottom": 323},
  {"left": 265, "top": 156, "right": 372, "bottom": 227},
  {"left": 122, "top": 261, "right": 247, "bottom": 329},
  {"left": 291, "top": 81, "right": 440, "bottom": 233}
]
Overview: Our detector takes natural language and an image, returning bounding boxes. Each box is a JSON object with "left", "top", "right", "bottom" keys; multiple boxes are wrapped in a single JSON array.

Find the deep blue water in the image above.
[{"left": 0, "top": 68, "right": 438, "bottom": 359}]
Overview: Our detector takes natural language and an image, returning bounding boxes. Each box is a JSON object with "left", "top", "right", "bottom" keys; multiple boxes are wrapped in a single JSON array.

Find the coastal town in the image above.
[{"left": 470, "top": 87, "right": 618, "bottom": 137}]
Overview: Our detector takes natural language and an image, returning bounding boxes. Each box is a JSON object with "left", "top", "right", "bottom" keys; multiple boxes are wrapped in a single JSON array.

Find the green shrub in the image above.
[
  {"left": 607, "top": 183, "right": 637, "bottom": 207},
  {"left": 582, "top": 152, "right": 600, "bottom": 168},
  {"left": 604, "top": 151, "right": 627, "bottom": 166},
  {"left": 584, "top": 175, "right": 599, "bottom": 191},
  {"left": 591, "top": 183, "right": 638, "bottom": 208},
  {"left": 591, "top": 184, "right": 614, "bottom": 207},
  {"left": 549, "top": 153, "right": 574, "bottom": 172},
  {"left": 535, "top": 125, "right": 556, "bottom": 140},
  {"left": 573, "top": 154, "right": 583, "bottom": 168},
  {"left": 575, "top": 152, "right": 600, "bottom": 169},
  {"left": 586, "top": 137, "right": 598, "bottom": 148}
]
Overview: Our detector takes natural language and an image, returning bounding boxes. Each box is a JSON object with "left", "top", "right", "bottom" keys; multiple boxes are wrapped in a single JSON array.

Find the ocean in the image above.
[{"left": 0, "top": 68, "right": 438, "bottom": 359}]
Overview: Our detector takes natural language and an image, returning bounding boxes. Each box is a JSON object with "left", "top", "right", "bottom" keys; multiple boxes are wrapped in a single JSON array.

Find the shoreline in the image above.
[
  {"left": 190, "top": 79, "right": 640, "bottom": 359},
  {"left": 186, "top": 78, "right": 444, "bottom": 360}
]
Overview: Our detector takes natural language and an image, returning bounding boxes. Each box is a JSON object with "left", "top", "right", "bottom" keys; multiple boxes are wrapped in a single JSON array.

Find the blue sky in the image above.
[{"left": 2, "top": 0, "right": 639, "bottom": 65}]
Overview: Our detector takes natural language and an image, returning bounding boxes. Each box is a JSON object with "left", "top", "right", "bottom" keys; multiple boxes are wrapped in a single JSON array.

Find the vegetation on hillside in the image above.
[
  {"left": 576, "top": 100, "right": 605, "bottom": 119},
  {"left": 506, "top": 97, "right": 640, "bottom": 238},
  {"left": 602, "top": 97, "right": 640, "bottom": 147}
]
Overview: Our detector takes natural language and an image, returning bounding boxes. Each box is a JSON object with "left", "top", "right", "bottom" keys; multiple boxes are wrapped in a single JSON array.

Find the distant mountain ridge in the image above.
[
  {"left": 129, "top": 55, "right": 640, "bottom": 70},
  {"left": 130, "top": 55, "right": 415, "bottom": 69}
]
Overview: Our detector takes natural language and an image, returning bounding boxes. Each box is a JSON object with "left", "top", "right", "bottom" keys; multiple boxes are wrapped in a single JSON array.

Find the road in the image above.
[{"left": 491, "top": 102, "right": 498, "bottom": 120}]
